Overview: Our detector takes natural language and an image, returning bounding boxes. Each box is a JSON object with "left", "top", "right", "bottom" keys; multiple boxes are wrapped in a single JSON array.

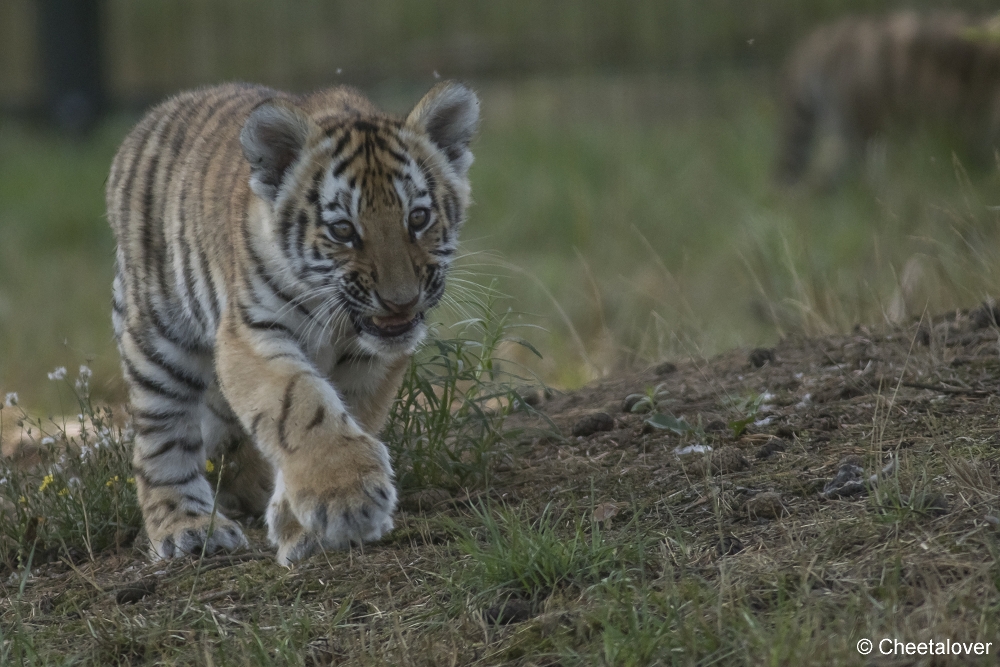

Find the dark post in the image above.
[{"left": 37, "top": 0, "right": 104, "bottom": 134}]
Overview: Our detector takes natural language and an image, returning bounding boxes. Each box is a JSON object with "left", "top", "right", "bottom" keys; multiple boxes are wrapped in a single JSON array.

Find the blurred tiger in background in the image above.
[
  {"left": 106, "top": 81, "right": 479, "bottom": 565},
  {"left": 775, "top": 11, "right": 1000, "bottom": 186}
]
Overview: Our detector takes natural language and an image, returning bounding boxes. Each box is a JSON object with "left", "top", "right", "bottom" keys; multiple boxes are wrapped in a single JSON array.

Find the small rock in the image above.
[
  {"left": 571, "top": 412, "right": 615, "bottom": 437},
  {"left": 704, "top": 419, "right": 728, "bottom": 433},
  {"left": 484, "top": 598, "right": 532, "bottom": 625},
  {"left": 115, "top": 579, "right": 157, "bottom": 605},
  {"left": 756, "top": 438, "right": 786, "bottom": 460},
  {"left": 515, "top": 387, "right": 549, "bottom": 408},
  {"left": 710, "top": 447, "right": 749, "bottom": 474},
  {"left": 716, "top": 535, "right": 744, "bottom": 556},
  {"left": 748, "top": 348, "right": 775, "bottom": 368},
  {"left": 654, "top": 361, "right": 677, "bottom": 375},
  {"left": 814, "top": 416, "right": 838, "bottom": 431},
  {"left": 38, "top": 594, "right": 56, "bottom": 615},
  {"left": 915, "top": 326, "right": 931, "bottom": 346},
  {"left": 971, "top": 303, "right": 1000, "bottom": 330},
  {"left": 746, "top": 491, "right": 785, "bottom": 520},
  {"left": 821, "top": 456, "right": 867, "bottom": 499},
  {"left": 775, "top": 425, "right": 797, "bottom": 439}
]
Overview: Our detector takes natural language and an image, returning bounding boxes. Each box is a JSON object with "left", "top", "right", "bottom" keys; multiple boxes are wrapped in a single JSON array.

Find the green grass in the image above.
[
  {"left": 453, "top": 501, "right": 633, "bottom": 604},
  {"left": 386, "top": 294, "right": 541, "bottom": 493}
]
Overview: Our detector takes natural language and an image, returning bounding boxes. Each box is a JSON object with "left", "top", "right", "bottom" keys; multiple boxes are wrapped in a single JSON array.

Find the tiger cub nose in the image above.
[{"left": 377, "top": 291, "right": 420, "bottom": 314}]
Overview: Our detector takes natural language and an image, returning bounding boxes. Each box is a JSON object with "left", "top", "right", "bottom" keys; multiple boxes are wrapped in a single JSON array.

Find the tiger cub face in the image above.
[{"left": 240, "top": 83, "right": 478, "bottom": 356}]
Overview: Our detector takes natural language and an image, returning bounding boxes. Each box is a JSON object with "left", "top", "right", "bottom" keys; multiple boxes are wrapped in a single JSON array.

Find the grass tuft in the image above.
[
  {"left": 386, "top": 295, "right": 542, "bottom": 493},
  {"left": 0, "top": 366, "right": 139, "bottom": 570},
  {"left": 455, "top": 502, "right": 632, "bottom": 604}
]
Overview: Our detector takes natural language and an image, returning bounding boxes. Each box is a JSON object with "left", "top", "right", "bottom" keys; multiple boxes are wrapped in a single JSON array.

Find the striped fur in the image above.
[
  {"left": 107, "top": 82, "right": 479, "bottom": 564},
  {"left": 776, "top": 12, "right": 1000, "bottom": 185}
]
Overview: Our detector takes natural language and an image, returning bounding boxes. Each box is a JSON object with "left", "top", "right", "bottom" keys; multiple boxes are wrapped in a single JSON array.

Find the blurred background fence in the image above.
[{"left": 3, "top": 0, "right": 997, "bottom": 115}]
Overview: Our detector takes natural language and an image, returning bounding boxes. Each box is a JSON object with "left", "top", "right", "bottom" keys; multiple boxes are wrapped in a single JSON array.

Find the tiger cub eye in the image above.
[
  {"left": 408, "top": 208, "right": 431, "bottom": 232},
  {"left": 327, "top": 220, "right": 356, "bottom": 242}
]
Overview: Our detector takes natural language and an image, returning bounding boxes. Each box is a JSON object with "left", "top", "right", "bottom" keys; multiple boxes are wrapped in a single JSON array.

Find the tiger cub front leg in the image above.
[{"left": 215, "top": 317, "right": 397, "bottom": 564}]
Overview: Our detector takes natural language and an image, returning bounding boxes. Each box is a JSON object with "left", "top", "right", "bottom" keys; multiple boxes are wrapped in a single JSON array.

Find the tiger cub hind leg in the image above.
[
  {"left": 131, "top": 399, "right": 247, "bottom": 559},
  {"left": 128, "top": 362, "right": 246, "bottom": 558}
]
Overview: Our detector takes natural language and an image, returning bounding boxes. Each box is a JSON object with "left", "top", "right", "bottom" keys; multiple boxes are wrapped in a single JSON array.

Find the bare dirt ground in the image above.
[{"left": 7, "top": 307, "right": 1000, "bottom": 665}]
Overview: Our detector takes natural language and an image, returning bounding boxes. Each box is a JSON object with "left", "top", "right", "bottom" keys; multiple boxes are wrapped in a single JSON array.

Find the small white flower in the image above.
[
  {"left": 79, "top": 445, "right": 92, "bottom": 460},
  {"left": 75, "top": 366, "right": 92, "bottom": 391},
  {"left": 3, "top": 392, "right": 17, "bottom": 407},
  {"left": 47, "top": 367, "right": 67, "bottom": 381},
  {"left": 40, "top": 436, "right": 55, "bottom": 446}
]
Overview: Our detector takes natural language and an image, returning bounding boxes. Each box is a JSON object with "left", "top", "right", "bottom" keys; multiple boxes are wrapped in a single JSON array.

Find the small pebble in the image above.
[
  {"left": 115, "top": 579, "right": 157, "bottom": 605},
  {"left": 756, "top": 438, "right": 786, "bottom": 460},
  {"left": 571, "top": 412, "right": 615, "bottom": 437},
  {"left": 775, "top": 425, "right": 796, "bottom": 439},
  {"left": 746, "top": 491, "right": 785, "bottom": 520},
  {"left": 748, "top": 348, "right": 775, "bottom": 368},
  {"left": 971, "top": 303, "right": 1000, "bottom": 330},
  {"left": 716, "top": 535, "right": 744, "bottom": 556},
  {"left": 704, "top": 419, "right": 728, "bottom": 433},
  {"left": 710, "top": 447, "right": 749, "bottom": 474},
  {"left": 654, "top": 361, "right": 677, "bottom": 375}
]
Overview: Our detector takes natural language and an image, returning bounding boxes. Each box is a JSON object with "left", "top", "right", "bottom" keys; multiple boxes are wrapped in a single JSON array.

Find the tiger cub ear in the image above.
[
  {"left": 240, "top": 100, "right": 319, "bottom": 202},
  {"left": 406, "top": 81, "right": 480, "bottom": 177}
]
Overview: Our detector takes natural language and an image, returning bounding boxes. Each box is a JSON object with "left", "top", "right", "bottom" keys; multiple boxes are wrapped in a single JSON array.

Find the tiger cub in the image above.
[
  {"left": 106, "top": 81, "right": 479, "bottom": 564},
  {"left": 775, "top": 11, "right": 1000, "bottom": 185}
]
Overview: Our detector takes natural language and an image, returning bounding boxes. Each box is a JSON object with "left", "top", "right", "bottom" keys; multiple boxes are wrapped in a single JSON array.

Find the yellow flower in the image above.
[
  {"left": 126, "top": 477, "right": 136, "bottom": 486},
  {"left": 204, "top": 460, "right": 215, "bottom": 473},
  {"left": 105, "top": 475, "right": 120, "bottom": 488},
  {"left": 58, "top": 488, "right": 70, "bottom": 497},
  {"left": 18, "top": 495, "right": 26, "bottom": 504},
  {"left": 39, "top": 474, "right": 55, "bottom": 492}
]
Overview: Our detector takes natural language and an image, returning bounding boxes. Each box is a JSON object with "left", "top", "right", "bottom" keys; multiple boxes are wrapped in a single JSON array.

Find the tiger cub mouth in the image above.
[{"left": 362, "top": 312, "right": 424, "bottom": 338}]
